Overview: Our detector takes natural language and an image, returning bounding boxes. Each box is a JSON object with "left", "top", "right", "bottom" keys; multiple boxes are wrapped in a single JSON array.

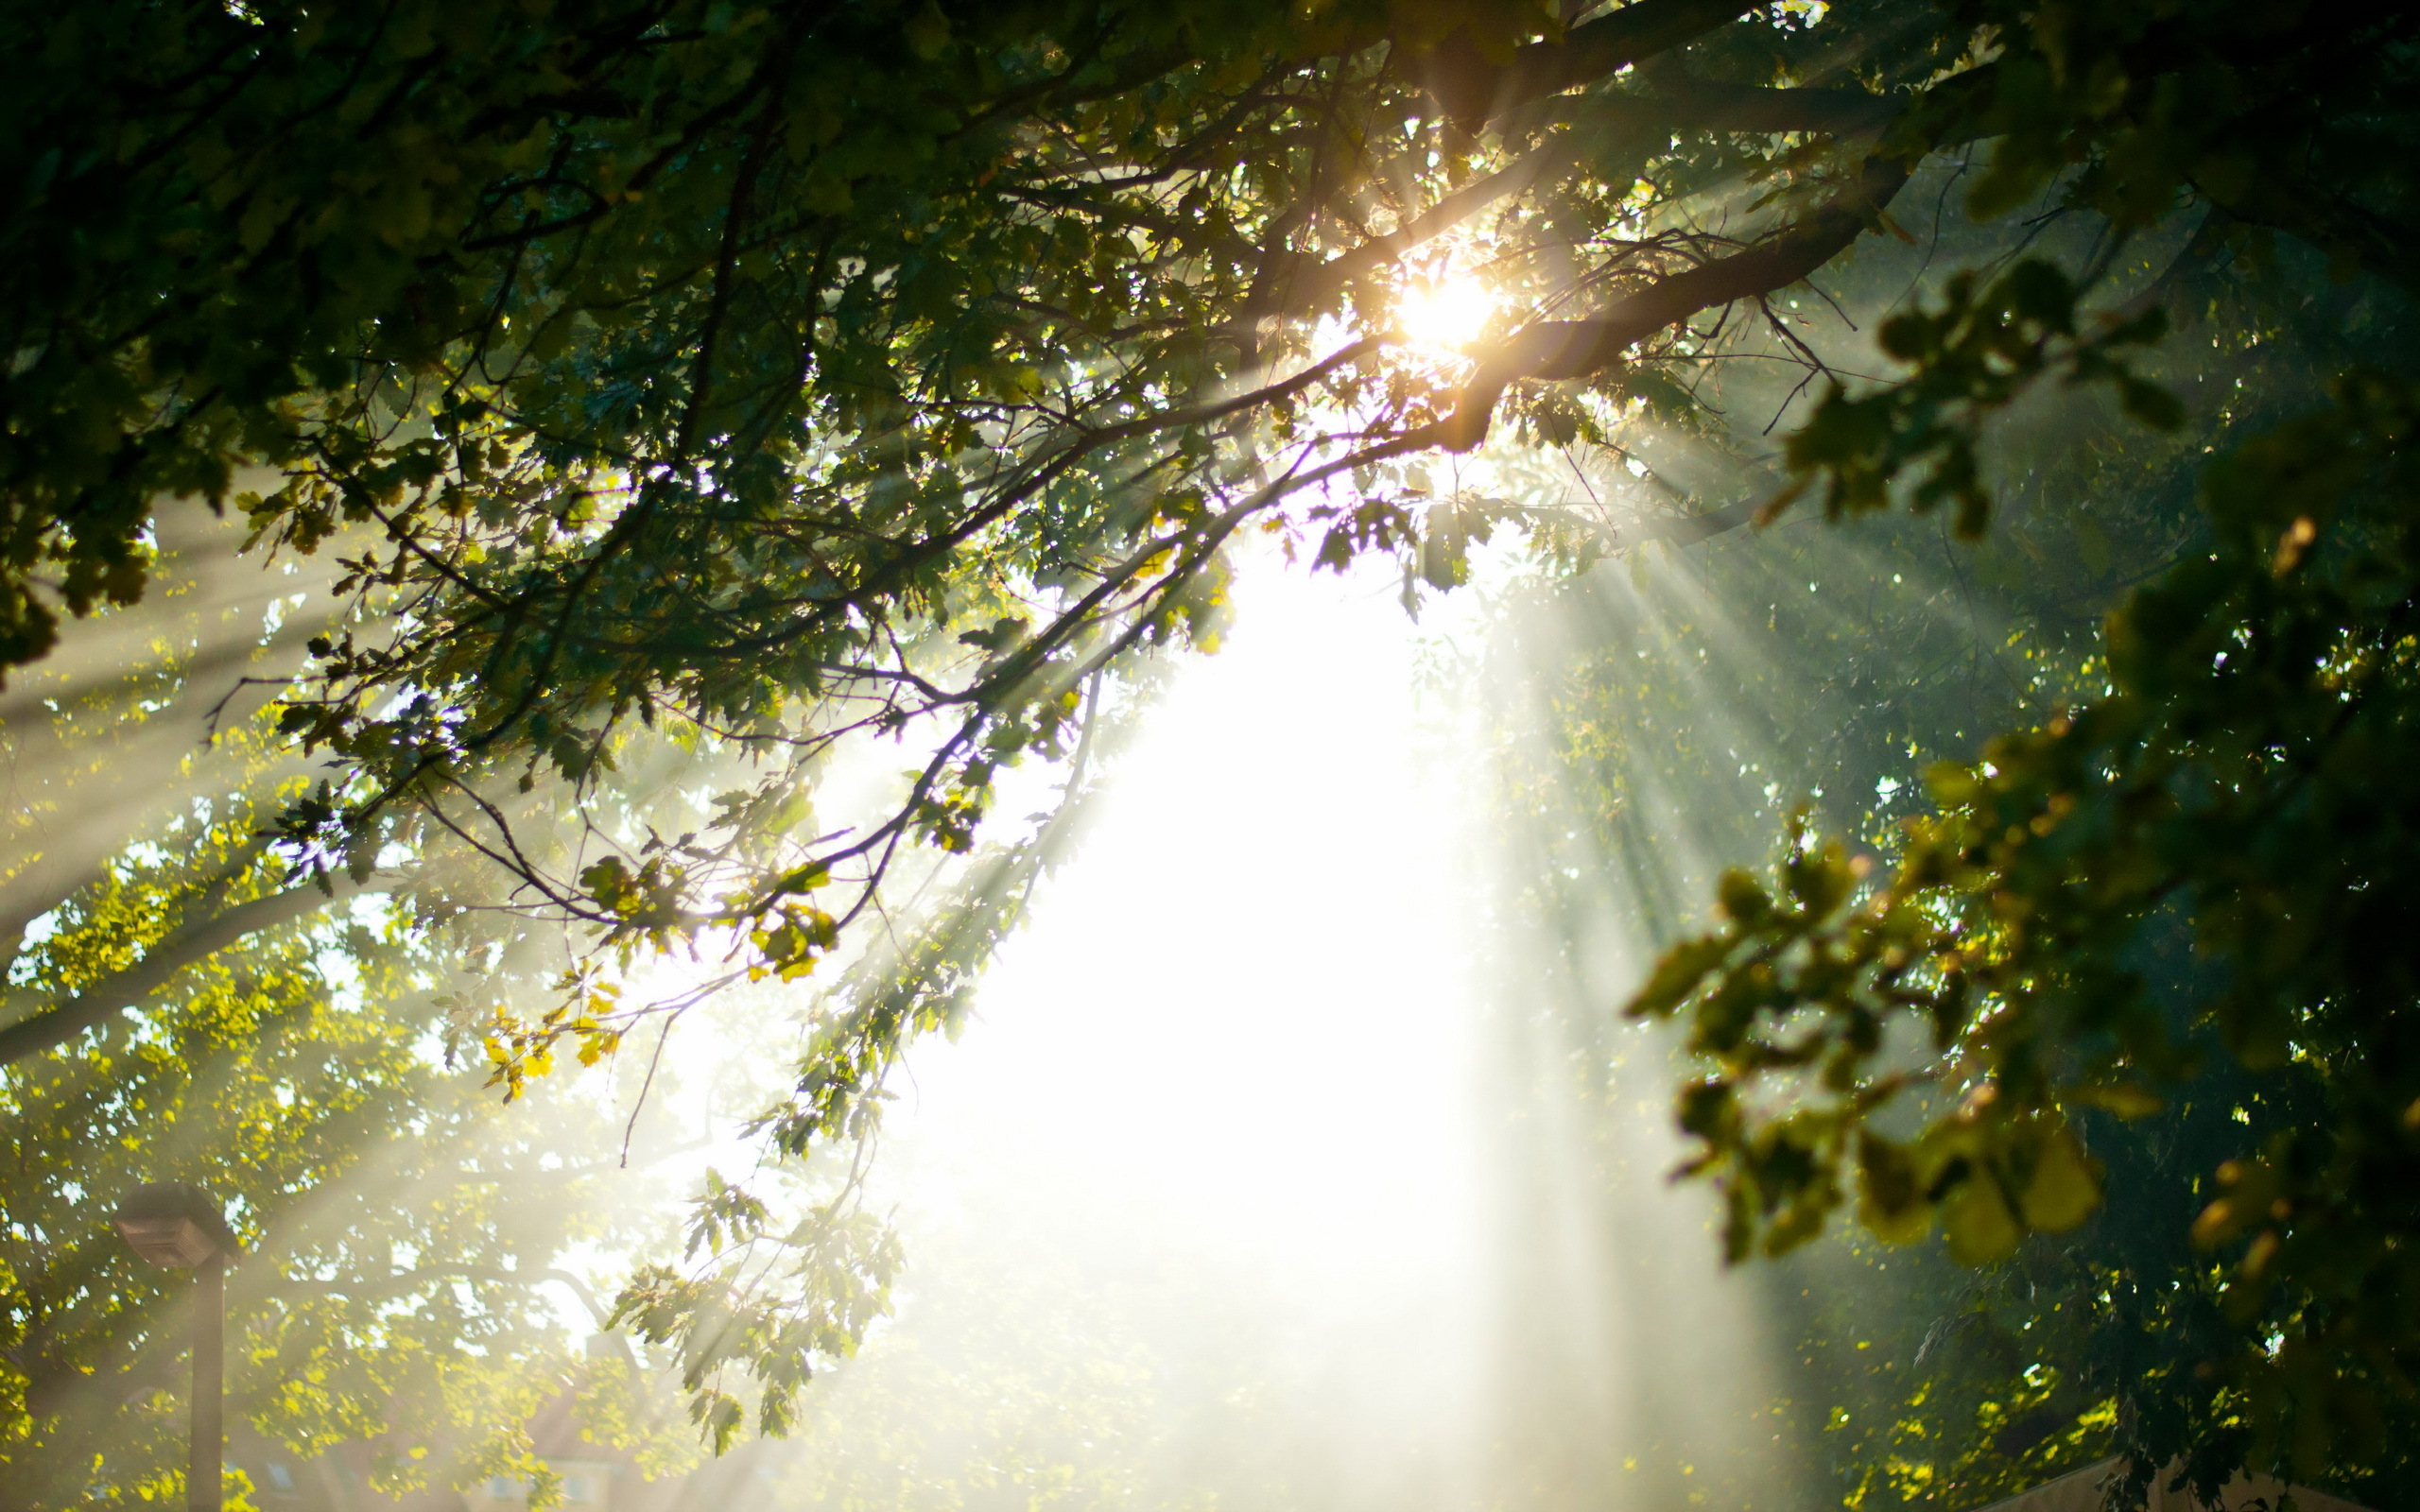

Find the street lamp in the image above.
[{"left": 113, "top": 1183, "right": 242, "bottom": 1512}]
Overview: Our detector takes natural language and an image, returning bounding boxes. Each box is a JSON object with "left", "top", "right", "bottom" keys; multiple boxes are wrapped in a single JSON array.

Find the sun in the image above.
[{"left": 1397, "top": 275, "right": 1496, "bottom": 352}]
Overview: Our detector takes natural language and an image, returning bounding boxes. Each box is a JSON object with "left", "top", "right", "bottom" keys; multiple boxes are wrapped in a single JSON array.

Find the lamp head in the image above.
[{"left": 112, "top": 1183, "right": 240, "bottom": 1268}]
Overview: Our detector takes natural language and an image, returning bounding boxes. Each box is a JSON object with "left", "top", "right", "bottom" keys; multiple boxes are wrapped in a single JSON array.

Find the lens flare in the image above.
[{"left": 1398, "top": 275, "right": 1496, "bottom": 352}]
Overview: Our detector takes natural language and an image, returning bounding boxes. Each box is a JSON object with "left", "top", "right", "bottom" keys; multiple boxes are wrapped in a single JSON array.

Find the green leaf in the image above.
[{"left": 904, "top": 1, "right": 951, "bottom": 60}]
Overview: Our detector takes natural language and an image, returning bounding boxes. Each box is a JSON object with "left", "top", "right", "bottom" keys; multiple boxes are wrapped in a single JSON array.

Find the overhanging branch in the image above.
[{"left": 1433, "top": 148, "right": 1919, "bottom": 452}]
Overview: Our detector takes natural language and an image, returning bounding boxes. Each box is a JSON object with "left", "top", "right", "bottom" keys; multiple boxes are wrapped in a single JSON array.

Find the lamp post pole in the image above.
[
  {"left": 112, "top": 1182, "right": 240, "bottom": 1512},
  {"left": 189, "top": 1253, "right": 224, "bottom": 1512}
]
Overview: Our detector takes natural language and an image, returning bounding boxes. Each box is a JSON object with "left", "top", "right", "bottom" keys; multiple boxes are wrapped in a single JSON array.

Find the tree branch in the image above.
[
  {"left": 1435, "top": 147, "right": 1918, "bottom": 451},
  {"left": 0, "top": 871, "right": 369, "bottom": 1066}
]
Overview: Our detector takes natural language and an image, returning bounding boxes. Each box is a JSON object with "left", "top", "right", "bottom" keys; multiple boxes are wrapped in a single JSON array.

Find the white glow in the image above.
[
  {"left": 869, "top": 554, "right": 1491, "bottom": 1512},
  {"left": 1397, "top": 275, "right": 1496, "bottom": 352}
]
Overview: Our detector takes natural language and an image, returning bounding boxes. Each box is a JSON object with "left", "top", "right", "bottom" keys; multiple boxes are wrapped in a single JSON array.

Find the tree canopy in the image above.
[{"left": 9, "top": 0, "right": 2420, "bottom": 1503}]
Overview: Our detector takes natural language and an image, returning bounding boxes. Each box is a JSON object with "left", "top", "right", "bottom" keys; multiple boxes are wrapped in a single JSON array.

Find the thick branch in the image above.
[{"left": 1436, "top": 148, "right": 1917, "bottom": 451}]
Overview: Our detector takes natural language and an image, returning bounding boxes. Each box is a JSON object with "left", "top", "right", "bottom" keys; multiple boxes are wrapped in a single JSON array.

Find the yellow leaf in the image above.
[
  {"left": 2019, "top": 1125, "right": 2101, "bottom": 1231},
  {"left": 1941, "top": 1168, "right": 2021, "bottom": 1264}
]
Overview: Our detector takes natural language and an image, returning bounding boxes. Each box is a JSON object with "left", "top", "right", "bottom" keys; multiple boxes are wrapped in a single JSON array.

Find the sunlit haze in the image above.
[
  {"left": 830, "top": 558, "right": 1490, "bottom": 1509},
  {"left": 668, "top": 549, "right": 1825, "bottom": 1512}
]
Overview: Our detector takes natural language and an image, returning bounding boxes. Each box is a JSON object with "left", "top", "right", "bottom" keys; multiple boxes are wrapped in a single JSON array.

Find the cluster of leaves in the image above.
[
  {"left": 1570, "top": 7, "right": 2420, "bottom": 1494},
  {"left": 3, "top": 0, "right": 689, "bottom": 664},
  {"left": 1634, "top": 366, "right": 2420, "bottom": 1489},
  {"left": 1475, "top": 6, "right": 2420, "bottom": 1495},
  {"left": 1804, "top": 1053, "right": 2365, "bottom": 1512},
  {"left": 1942, "top": 0, "right": 2420, "bottom": 284},
  {"left": 0, "top": 0, "right": 2012, "bottom": 1073},
  {"left": 0, "top": 784, "right": 644, "bottom": 1508},
  {"left": 609, "top": 1167, "right": 901, "bottom": 1452}
]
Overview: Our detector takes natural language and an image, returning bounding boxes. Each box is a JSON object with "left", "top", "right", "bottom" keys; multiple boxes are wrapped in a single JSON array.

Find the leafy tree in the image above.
[
  {"left": 12, "top": 0, "right": 2420, "bottom": 1476},
  {"left": 0, "top": 526, "right": 890, "bottom": 1507},
  {"left": 1633, "top": 362, "right": 2420, "bottom": 1503},
  {"left": 1598, "top": 15, "right": 2420, "bottom": 1508}
]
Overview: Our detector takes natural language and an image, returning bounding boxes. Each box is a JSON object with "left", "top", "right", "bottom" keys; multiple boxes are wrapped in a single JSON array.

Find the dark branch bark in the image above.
[{"left": 1435, "top": 147, "right": 1917, "bottom": 451}]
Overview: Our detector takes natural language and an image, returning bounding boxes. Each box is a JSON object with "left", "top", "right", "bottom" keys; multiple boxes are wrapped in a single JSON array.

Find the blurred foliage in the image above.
[
  {"left": 767, "top": 1250, "right": 1229, "bottom": 1512},
  {"left": 1584, "top": 4, "right": 2420, "bottom": 1505},
  {"left": 1635, "top": 365, "right": 2420, "bottom": 1503}
]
